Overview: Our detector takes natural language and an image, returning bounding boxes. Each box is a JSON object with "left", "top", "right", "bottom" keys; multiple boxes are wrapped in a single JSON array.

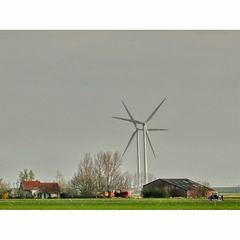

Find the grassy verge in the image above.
[{"left": 1, "top": 198, "right": 240, "bottom": 210}]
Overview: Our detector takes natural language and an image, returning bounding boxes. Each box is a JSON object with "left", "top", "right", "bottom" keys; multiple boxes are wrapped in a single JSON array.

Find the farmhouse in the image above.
[
  {"left": 143, "top": 178, "right": 214, "bottom": 198},
  {"left": 19, "top": 180, "right": 60, "bottom": 199}
]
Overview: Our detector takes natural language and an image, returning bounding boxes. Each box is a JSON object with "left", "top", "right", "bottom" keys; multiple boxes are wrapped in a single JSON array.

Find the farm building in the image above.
[
  {"left": 142, "top": 178, "right": 214, "bottom": 198},
  {"left": 19, "top": 180, "right": 60, "bottom": 199}
]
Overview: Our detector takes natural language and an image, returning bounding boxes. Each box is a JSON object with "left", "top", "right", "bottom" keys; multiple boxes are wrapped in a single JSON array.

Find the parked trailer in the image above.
[
  {"left": 100, "top": 190, "right": 131, "bottom": 198},
  {"left": 115, "top": 190, "right": 131, "bottom": 198},
  {"left": 120, "top": 191, "right": 131, "bottom": 198}
]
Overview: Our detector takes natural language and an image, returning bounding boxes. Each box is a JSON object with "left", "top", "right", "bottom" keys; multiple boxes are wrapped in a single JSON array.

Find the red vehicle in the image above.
[{"left": 115, "top": 190, "right": 131, "bottom": 198}]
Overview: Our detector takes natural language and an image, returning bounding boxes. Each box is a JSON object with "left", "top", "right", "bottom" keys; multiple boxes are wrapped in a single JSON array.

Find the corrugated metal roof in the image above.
[{"left": 145, "top": 178, "right": 214, "bottom": 191}]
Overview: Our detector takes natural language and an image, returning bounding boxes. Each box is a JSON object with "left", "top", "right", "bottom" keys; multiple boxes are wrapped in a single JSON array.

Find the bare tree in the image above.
[
  {"left": 0, "top": 178, "right": 9, "bottom": 190},
  {"left": 115, "top": 171, "right": 132, "bottom": 191},
  {"left": 71, "top": 153, "right": 96, "bottom": 197},
  {"left": 71, "top": 151, "right": 123, "bottom": 197},
  {"left": 55, "top": 170, "right": 67, "bottom": 192},
  {"left": 101, "top": 151, "right": 122, "bottom": 191},
  {"left": 0, "top": 178, "right": 10, "bottom": 197},
  {"left": 196, "top": 180, "right": 211, "bottom": 197},
  {"left": 55, "top": 171, "right": 76, "bottom": 197},
  {"left": 94, "top": 152, "right": 106, "bottom": 192}
]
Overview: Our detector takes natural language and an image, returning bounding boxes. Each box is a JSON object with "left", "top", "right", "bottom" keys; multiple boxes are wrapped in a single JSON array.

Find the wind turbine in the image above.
[
  {"left": 120, "top": 101, "right": 141, "bottom": 189},
  {"left": 113, "top": 98, "right": 167, "bottom": 186}
]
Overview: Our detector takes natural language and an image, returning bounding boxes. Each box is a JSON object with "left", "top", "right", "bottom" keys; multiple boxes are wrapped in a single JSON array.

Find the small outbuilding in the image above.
[
  {"left": 19, "top": 180, "right": 60, "bottom": 199},
  {"left": 142, "top": 178, "right": 214, "bottom": 198}
]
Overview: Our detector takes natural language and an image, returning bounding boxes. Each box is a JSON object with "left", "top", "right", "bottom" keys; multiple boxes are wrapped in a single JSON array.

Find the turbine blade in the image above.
[
  {"left": 145, "top": 98, "right": 166, "bottom": 123},
  {"left": 138, "top": 128, "right": 168, "bottom": 131},
  {"left": 122, "top": 129, "right": 138, "bottom": 157},
  {"left": 148, "top": 129, "right": 168, "bottom": 131},
  {"left": 121, "top": 101, "right": 137, "bottom": 128},
  {"left": 145, "top": 127, "right": 156, "bottom": 158},
  {"left": 112, "top": 116, "right": 142, "bottom": 125}
]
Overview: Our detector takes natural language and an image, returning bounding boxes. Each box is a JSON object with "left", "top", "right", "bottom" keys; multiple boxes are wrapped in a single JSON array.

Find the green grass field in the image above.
[{"left": 1, "top": 195, "right": 240, "bottom": 210}]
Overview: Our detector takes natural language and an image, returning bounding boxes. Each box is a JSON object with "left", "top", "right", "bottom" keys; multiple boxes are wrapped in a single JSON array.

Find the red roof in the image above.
[
  {"left": 22, "top": 181, "right": 41, "bottom": 190},
  {"left": 39, "top": 182, "right": 60, "bottom": 193},
  {"left": 21, "top": 181, "right": 60, "bottom": 193}
]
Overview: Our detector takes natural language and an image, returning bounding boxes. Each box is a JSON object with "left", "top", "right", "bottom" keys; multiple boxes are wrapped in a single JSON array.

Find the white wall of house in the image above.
[
  {"left": 50, "top": 193, "right": 59, "bottom": 198},
  {"left": 38, "top": 193, "right": 59, "bottom": 199},
  {"left": 20, "top": 187, "right": 59, "bottom": 198},
  {"left": 31, "top": 189, "right": 40, "bottom": 198}
]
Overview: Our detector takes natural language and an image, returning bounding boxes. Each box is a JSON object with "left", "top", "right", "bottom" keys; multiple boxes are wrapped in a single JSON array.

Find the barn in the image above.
[
  {"left": 19, "top": 180, "right": 60, "bottom": 199},
  {"left": 142, "top": 178, "right": 214, "bottom": 198}
]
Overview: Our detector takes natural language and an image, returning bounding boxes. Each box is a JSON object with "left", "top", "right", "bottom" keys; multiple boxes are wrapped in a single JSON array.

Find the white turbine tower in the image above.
[
  {"left": 120, "top": 101, "right": 141, "bottom": 188},
  {"left": 113, "top": 98, "right": 167, "bottom": 186}
]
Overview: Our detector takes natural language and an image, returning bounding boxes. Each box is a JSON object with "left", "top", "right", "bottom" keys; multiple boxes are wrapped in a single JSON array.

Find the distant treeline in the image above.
[{"left": 214, "top": 187, "right": 240, "bottom": 193}]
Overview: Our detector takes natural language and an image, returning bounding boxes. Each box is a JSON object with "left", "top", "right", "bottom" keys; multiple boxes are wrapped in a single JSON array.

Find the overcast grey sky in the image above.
[{"left": 0, "top": 31, "right": 239, "bottom": 186}]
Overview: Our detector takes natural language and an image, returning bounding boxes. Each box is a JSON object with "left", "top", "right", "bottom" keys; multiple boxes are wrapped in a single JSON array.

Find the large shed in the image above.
[{"left": 143, "top": 178, "right": 214, "bottom": 198}]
